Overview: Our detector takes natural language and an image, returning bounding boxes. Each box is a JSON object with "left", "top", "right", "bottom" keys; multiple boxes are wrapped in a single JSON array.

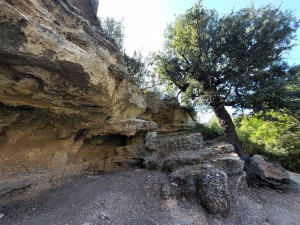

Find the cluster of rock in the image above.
[
  {"left": 0, "top": 0, "right": 200, "bottom": 200},
  {"left": 0, "top": 0, "right": 291, "bottom": 217},
  {"left": 143, "top": 132, "right": 247, "bottom": 215}
]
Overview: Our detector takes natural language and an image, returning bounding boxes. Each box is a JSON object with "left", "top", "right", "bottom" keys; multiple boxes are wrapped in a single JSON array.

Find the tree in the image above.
[
  {"left": 100, "top": 17, "right": 156, "bottom": 89},
  {"left": 124, "top": 51, "right": 156, "bottom": 89},
  {"left": 282, "top": 65, "right": 300, "bottom": 120},
  {"left": 155, "top": 2, "right": 299, "bottom": 160},
  {"left": 100, "top": 17, "right": 125, "bottom": 49}
]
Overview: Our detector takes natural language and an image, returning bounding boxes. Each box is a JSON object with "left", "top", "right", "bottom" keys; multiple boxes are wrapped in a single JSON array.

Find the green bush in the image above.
[
  {"left": 235, "top": 111, "right": 300, "bottom": 172},
  {"left": 192, "top": 117, "right": 223, "bottom": 140}
]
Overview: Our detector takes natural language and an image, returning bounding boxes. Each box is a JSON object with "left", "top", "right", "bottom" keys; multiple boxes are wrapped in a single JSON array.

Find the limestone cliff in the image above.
[
  {"left": 0, "top": 0, "right": 145, "bottom": 118},
  {"left": 0, "top": 0, "right": 155, "bottom": 196},
  {"left": 139, "top": 92, "right": 196, "bottom": 133}
]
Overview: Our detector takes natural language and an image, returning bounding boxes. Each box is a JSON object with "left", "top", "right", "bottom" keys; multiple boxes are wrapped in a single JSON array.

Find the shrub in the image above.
[
  {"left": 192, "top": 117, "right": 223, "bottom": 140},
  {"left": 235, "top": 111, "right": 300, "bottom": 172}
]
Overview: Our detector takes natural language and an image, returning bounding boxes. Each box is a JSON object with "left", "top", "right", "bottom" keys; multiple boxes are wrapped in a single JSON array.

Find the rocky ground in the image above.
[
  {"left": 0, "top": 169, "right": 299, "bottom": 225},
  {"left": 0, "top": 1, "right": 300, "bottom": 224}
]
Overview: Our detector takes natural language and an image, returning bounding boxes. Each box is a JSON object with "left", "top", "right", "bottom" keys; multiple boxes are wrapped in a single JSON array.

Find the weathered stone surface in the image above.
[
  {"left": 144, "top": 141, "right": 235, "bottom": 172},
  {"left": 250, "top": 155, "right": 290, "bottom": 185},
  {"left": 228, "top": 172, "right": 249, "bottom": 196},
  {"left": 155, "top": 124, "right": 195, "bottom": 133},
  {"left": 168, "top": 164, "right": 231, "bottom": 215},
  {"left": 145, "top": 132, "right": 158, "bottom": 143},
  {"left": 0, "top": 0, "right": 145, "bottom": 118},
  {"left": 144, "top": 157, "right": 160, "bottom": 170},
  {"left": 143, "top": 131, "right": 244, "bottom": 216},
  {"left": 0, "top": 0, "right": 150, "bottom": 199},
  {"left": 95, "top": 119, "right": 158, "bottom": 137},
  {"left": 139, "top": 92, "right": 196, "bottom": 132},
  {"left": 67, "top": 0, "right": 101, "bottom": 28},
  {"left": 197, "top": 165, "right": 231, "bottom": 215},
  {"left": 210, "top": 153, "right": 244, "bottom": 177},
  {"left": 160, "top": 181, "right": 179, "bottom": 200},
  {"left": 145, "top": 133, "right": 204, "bottom": 154}
]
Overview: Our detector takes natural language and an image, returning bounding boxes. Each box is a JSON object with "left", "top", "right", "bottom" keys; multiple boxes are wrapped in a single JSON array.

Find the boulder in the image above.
[
  {"left": 139, "top": 92, "right": 196, "bottom": 132},
  {"left": 168, "top": 164, "right": 231, "bottom": 215},
  {"left": 142, "top": 133, "right": 246, "bottom": 216},
  {"left": 250, "top": 155, "right": 290, "bottom": 186},
  {"left": 197, "top": 166, "right": 231, "bottom": 215}
]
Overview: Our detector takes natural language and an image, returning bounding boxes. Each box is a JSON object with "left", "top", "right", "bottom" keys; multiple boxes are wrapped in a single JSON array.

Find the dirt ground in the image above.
[{"left": 0, "top": 169, "right": 299, "bottom": 225}]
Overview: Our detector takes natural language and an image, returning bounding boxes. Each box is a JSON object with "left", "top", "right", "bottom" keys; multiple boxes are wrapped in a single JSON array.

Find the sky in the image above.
[
  {"left": 98, "top": 0, "right": 300, "bottom": 65},
  {"left": 98, "top": 0, "right": 300, "bottom": 121}
]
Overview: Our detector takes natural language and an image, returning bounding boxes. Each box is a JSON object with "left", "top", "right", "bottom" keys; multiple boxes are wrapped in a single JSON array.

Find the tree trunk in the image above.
[
  {"left": 212, "top": 103, "right": 248, "bottom": 160},
  {"left": 211, "top": 101, "right": 287, "bottom": 187}
]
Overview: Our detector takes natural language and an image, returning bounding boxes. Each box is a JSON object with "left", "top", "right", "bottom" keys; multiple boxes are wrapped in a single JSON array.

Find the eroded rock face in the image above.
[
  {"left": 67, "top": 0, "right": 101, "bottom": 28},
  {"left": 250, "top": 155, "right": 290, "bottom": 186},
  {"left": 0, "top": 0, "right": 145, "bottom": 118},
  {"left": 139, "top": 92, "right": 196, "bottom": 132},
  {"left": 0, "top": 0, "right": 149, "bottom": 198}
]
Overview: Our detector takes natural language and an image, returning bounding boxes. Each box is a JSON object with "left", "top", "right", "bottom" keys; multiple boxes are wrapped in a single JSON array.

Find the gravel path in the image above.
[
  {"left": 289, "top": 171, "right": 300, "bottom": 184},
  {"left": 0, "top": 169, "right": 299, "bottom": 225}
]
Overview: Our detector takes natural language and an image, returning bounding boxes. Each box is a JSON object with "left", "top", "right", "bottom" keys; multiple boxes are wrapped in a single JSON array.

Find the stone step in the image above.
[
  {"left": 143, "top": 133, "right": 248, "bottom": 216},
  {"left": 210, "top": 153, "right": 244, "bottom": 177},
  {"left": 145, "top": 133, "right": 204, "bottom": 156},
  {"left": 162, "top": 149, "right": 216, "bottom": 172},
  {"left": 144, "top": 143, "right": 236, "bottom": 172},
  {"left": 161, "top": 162, "right": 247, "bottom": 214}
]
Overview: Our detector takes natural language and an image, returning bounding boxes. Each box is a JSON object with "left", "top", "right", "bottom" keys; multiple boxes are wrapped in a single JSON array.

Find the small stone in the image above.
[
  {"left": 170, "top": 182, "right": 178, "bottom": 187},
  {"left": 145, "top": 132, "right": 157, "bottom": 143},
  {"left": 99, "top": 211, "right": 109, "bottom": 220},
  {"left": 0, "top": 214, "right": 4, "bottom": 219},
  {"left": 143, "top": 185, "right": 151, "bottom": 190},
  {"left": 82, "top": 223, "right": 90, "bottom": 225}
]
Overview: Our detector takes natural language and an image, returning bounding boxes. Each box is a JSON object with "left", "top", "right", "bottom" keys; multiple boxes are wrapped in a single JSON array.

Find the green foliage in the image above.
[
  {"left": 124, "top": 51, "right": 156, "bottom": 89},
  {"left": 100, "top": 17, "right": 157, "bottom": 89},
  {"left": 235, "top": 111, "right": 300, "bottom": 172},
  {"left": 192, "top": 117, "right": 223, "bottom": 140},
  {"left": 100, "top": 17, "right": 125, "bottom": 48},
  {"left": 155, "top": 2, "right": 300, "bottom": 112},
  {"left": 282, "top": 65, "right": 300, "bottom": 120},
  {"left": 209, "top": 117, "right": 223, "bottom": 134}
]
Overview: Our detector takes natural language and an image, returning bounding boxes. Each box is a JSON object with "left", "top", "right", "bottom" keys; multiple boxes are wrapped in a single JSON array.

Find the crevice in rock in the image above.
[{"left": 74, "top": 129, "right": 87, "bottom": 142}]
